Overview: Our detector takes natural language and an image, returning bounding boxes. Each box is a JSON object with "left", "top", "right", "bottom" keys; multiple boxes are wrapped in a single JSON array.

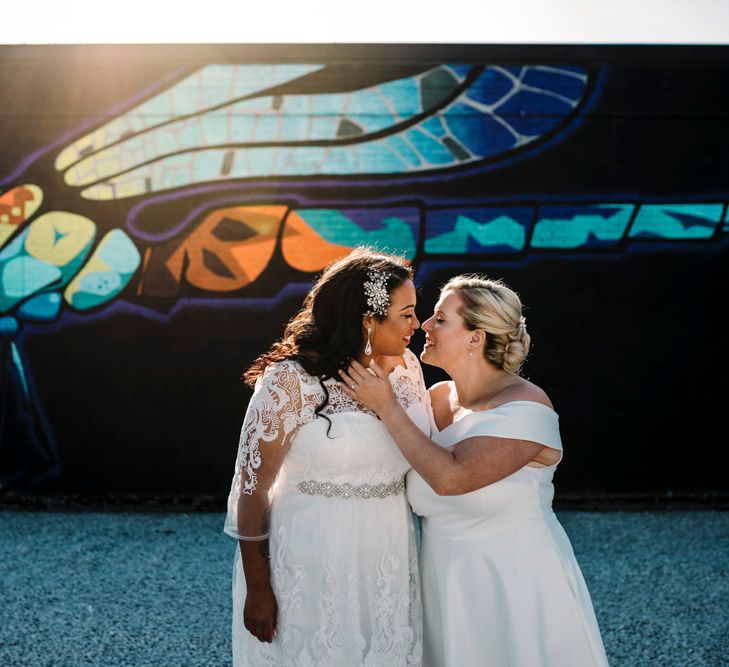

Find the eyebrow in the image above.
[{"left": 399, "top": 304, "right": 416, "bottom": 311}]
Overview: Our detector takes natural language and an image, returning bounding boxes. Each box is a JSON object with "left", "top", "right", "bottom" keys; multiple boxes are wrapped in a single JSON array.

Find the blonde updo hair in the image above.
[{"left": 442, "top": 275, "right": 531, "bottom": 374}]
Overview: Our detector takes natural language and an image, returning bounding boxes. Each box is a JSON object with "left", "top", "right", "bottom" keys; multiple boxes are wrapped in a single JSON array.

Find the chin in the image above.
[{"left": 419, "top": 347, "right": 440, "bottom": 368}]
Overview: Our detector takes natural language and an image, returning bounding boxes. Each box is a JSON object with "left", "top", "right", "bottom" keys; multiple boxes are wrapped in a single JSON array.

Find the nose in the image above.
[
  {"left": 412, "top": 314, "right": 420, "bottom": 331},
  {"left": 422, "top": 315, "right": 433, "bottom": 333}
]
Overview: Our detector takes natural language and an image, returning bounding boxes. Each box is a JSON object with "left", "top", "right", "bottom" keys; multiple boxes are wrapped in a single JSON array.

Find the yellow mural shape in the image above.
[
  {"left": 281, "top": 210, "right": 353, "bottom": 273},
  {"left": 166, "top": 205, "right": 288, "bottom": 292},
  {"left": 25, "top": 212, "right": 96, "bottom": 266},
  {"left": 0, "top": 184, "right": 43, "bottom": 248},
  {"left": 55, "top": 129, "right": 106, "bottom": 172}
]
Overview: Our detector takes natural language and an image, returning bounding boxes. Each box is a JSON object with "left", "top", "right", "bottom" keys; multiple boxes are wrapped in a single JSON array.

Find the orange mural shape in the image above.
[
  {"left": 166, "top": 205, "right": 288, "bottom": 292},
  {"left": 0, "top": 185, "right": 43, "bottom": 249},
  {"left": 281, "top": 210, "right": 353, "bottom": 273}
]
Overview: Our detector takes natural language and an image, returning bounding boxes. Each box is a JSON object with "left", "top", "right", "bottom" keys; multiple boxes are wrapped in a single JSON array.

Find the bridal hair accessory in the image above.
[
  {"left": 518, "top": 316, "right": 527, "bottom": 334},
  {"left": 363, "top": 270, "right": 390, "bottom": 317}
]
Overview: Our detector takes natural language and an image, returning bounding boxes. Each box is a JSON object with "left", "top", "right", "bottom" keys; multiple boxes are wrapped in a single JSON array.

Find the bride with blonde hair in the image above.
[{"left": 341, "top": 274, "right": 609, "bottom": 667}]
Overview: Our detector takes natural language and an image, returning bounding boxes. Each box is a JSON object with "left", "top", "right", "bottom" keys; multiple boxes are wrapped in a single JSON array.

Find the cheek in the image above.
[
  {"left": 437, "top": 325, "right": 456, "bottom": 346},
  {"left": 380, "top": 323, "right": 401, "bottom": 342}
]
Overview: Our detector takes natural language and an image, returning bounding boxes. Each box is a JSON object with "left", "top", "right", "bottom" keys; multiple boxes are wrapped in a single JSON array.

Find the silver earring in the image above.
[{"left": 365, "top": 326, "right": 372, "bottom": 356}]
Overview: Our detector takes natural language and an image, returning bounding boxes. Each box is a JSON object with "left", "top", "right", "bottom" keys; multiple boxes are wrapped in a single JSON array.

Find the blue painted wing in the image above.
[{"left": 54, "top": 63, "right": 592, "bottom": 200}]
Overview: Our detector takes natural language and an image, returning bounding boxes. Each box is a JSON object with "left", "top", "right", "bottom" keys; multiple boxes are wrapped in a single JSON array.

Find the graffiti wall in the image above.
[{"left": 0, "top": 45, "right": 726, "bottom": 497}]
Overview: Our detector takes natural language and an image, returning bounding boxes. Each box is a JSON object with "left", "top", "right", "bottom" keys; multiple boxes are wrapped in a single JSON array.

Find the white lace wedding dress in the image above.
[{"left": 224, "top": 349, "right": 429, "bottom": 666}]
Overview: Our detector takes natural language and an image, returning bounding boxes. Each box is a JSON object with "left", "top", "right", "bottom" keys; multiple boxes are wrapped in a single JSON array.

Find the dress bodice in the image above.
[
  {"left": 225, "top": 348, "right": 429, "bottom": 540},
  {"left": 280, "top": 356, "right": 429, "bottom": 487},
  {"left": 407, "top": 401, "right": 563, "bottom": 540}
]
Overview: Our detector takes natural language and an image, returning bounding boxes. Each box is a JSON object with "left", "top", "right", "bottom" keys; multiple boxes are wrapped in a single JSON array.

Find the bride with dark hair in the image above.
[{"left": 224, "top": 248, "right": 428, "bottom": 666}]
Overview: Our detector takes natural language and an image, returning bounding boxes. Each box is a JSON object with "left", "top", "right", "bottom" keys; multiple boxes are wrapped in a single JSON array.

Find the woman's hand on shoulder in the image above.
[{"left": 339, "top": 359, "right": 398, "bottom": 415}]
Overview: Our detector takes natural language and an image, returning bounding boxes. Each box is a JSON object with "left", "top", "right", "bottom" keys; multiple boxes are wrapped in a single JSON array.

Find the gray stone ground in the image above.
[{"left": 0, "top": 511, "right": 727, "bottom": 667}]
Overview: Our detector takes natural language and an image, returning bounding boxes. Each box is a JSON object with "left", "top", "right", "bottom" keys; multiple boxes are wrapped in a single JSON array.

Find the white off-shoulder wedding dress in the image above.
[{"left": 407, "top": 400, "right": 609, "bottom": 667}]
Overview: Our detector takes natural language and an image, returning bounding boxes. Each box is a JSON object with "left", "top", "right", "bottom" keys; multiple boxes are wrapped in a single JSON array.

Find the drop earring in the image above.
[{"left": 365, "top": 326, "right": 372, "bottom": 356}]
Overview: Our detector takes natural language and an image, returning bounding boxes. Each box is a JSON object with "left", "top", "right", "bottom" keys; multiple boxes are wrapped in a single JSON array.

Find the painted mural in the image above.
[{"left": 1, "top": 48, "right": 727, "bottom": 496}]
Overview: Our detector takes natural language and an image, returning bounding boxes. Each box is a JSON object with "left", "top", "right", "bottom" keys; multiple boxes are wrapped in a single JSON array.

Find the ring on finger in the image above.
[{"left": 351, "top": 382, "right": 358, "bottom": 390}]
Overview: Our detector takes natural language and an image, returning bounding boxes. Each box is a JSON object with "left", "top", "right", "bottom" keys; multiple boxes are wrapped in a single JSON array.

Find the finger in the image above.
[
  {"left": 338, "top": 369, "right": 356, "bottom": 388},
  {"left": 338, "top": 381, "right": 356, "bottom": 398},
  {"left": 350, "top": 359, "right": 367, "bottom": 374},
  {"left": 347, "top": 363, "right": 369, "bottom": 383},
  {"left": 255, "top": 622, "right": 271, "bottom": 643},
  {"left": 246, "top": 621, "right": 259, "bottom": 640}
]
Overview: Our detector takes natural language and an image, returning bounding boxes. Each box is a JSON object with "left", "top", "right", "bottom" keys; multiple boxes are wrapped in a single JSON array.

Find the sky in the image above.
[{"left": 1, "top": 0, "right": 729, "bottom": 44}]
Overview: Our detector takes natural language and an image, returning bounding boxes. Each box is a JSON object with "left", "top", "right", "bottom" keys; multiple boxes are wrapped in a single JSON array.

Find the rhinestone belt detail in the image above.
[{"left": 297, "top": 477, "right": 405, "bottom": 499}]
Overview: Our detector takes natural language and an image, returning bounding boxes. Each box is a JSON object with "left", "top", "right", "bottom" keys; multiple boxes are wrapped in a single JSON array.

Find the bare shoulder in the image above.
[
  {"left": 428, "top": 380, "right": 452, "bottom": 404},
  {"left": 429, "top": 381, "right": 455, "bottom": 430},
  {"left": 493, "top": 377, "right": 554, "bottom": 410}
]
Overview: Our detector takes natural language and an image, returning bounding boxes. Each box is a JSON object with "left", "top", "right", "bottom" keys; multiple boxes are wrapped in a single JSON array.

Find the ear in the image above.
[
  {"left": 362, "top": 313, "right": 374, "bottom": 331},
  {"left": 468, "top": 329, "right": 486, "bottom": 351}
]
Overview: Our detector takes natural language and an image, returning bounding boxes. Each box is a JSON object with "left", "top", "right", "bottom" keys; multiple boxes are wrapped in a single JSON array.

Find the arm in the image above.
[
  {"left": 237, "top": 440, "right": 288, "bottom": 643},
  {"left": 339, "top": 360, "right": 545, "bottom": 495},
  {"left": 225, "top": 361, "right": 314, "bottom": 642}
]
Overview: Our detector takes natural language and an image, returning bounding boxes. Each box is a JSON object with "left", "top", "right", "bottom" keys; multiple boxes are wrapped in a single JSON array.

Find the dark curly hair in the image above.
[{"left": 244, "top": 247, "right": 412, "bottom": 427}]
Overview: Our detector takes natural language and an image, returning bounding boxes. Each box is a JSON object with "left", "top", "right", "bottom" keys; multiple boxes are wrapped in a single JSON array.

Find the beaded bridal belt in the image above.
[{"left": 297, "top": 477, "right": 405, "bottom": 499}]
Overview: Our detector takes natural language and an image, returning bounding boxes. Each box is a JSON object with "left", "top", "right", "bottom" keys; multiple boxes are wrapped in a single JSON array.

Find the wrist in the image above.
[
  {"left": 377, "top": 399, "right": 402, "bottom": 421},
  {"left": 246, "top": 580, "right": 273, "bottom": 593}
]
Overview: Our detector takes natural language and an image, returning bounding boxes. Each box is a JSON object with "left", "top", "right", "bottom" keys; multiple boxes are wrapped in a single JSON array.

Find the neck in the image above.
[
  {"left": 448, "top": 355, "right": 511, "bottom": 410},
  {"left": 356, "top": 352, "right": 386, "bottom": 368}
]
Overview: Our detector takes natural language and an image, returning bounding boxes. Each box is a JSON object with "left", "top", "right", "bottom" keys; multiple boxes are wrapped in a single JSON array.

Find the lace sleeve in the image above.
[{"left": 223, "top": 360, "right": 321, "bottom": 541}]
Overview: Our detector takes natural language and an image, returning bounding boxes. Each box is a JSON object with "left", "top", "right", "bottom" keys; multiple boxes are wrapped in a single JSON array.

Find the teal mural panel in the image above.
[{"left": 531, "top": 204, "right": 634, "bottom": 249}]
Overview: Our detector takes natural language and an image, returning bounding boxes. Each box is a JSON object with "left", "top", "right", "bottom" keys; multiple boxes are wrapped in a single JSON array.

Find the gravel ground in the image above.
[{"left": 1, "top": 511, "right": 727, "bottom": 667}]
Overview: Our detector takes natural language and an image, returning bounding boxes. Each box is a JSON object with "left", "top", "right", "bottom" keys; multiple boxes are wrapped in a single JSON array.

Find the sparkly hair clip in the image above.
[
  {"left": 363, "top": 270, "right": 391, "bottom": 317},
  {"left": 518, "top": 315, "right": 527, "bottom": 334}
]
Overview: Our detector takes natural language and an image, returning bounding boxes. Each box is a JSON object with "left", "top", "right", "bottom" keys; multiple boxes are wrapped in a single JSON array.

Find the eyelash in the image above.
[{"left": 435, "top": 317, "right": 444, "bottom": 323}]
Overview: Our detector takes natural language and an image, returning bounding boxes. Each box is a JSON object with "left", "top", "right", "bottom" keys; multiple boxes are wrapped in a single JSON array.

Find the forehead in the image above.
[
  {"left": 433, "top": 290, "right": 463, "bottom": 315},
  {"left": 435, "top": 290, "right": 463, "bottom": 313},
  {"left": 390, "top": 278, "right": 416, "bottom": 304}
]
